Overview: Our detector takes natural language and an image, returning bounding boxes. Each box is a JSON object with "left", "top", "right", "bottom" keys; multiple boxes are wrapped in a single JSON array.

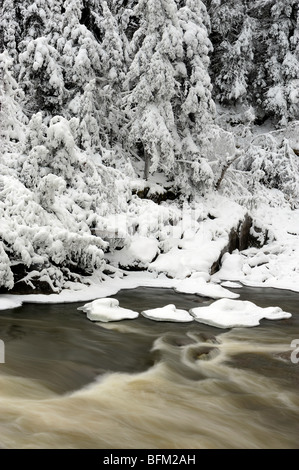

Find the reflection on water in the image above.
[{"left": 0, "top": 287, "right": 298, "bottom": 449}]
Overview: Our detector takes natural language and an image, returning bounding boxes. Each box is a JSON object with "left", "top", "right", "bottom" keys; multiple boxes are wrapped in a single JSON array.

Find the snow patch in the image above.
[{"left": 175, "top": 275, "right": 239, "bottom": 299}]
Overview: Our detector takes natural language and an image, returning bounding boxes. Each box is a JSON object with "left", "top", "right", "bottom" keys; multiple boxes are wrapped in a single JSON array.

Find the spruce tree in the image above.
[
  {"left": 0, "top": 50, "right": 27, "bottom": 142},
  {"left": 260, "top": 0, "right": 299, "bottom": 124},
  {"left": 18, "top": 36, "right": 65, "bottom": 114},
  {"left": 176, "top": 0, "right": 215, "bottom": 189},
  {"left": 0, "top": 0, "right": 20, "bottom": 59},
  {"left": 125, "top": 0, "right": 184, "bottom": 180}
]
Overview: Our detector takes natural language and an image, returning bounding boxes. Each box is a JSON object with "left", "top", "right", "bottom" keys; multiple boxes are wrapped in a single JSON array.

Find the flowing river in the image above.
[{"left": 0, "top": 286, "right": 298, "bottom": 449}]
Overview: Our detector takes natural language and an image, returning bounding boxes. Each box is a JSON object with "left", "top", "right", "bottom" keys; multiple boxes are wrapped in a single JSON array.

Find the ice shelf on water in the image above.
[
  {"left": 175, "top": 273, "right": 239, "bottom": 299},
  {"left": 0, "top": 296, "right": 22, "bottom": 311}
]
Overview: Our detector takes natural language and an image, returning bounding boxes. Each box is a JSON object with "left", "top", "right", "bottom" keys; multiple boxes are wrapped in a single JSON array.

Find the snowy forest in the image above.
[{"left": 0, "top": 0, "right": 299, "bottom": 295}]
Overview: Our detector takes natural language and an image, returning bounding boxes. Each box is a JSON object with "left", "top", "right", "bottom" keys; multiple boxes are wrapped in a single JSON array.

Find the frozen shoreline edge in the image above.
[{"left": 1, "top": 270, "right": 299, "bottom": 311}]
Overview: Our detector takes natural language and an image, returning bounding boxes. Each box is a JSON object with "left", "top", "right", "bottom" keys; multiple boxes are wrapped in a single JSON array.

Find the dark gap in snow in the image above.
[{"left": 210, "top": 214, "right": 255, "bottom": 275}]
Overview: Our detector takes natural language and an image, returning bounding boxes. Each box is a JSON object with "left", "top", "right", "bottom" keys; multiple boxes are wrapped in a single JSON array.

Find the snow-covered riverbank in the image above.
[{"left": 1, "top": 191, "right": 297, "bottom": 329}]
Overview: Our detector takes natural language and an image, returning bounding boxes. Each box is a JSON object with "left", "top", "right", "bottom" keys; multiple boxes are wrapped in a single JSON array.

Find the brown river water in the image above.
[{"left": 0, "top": 286, "right": 298, "bottom": 449}]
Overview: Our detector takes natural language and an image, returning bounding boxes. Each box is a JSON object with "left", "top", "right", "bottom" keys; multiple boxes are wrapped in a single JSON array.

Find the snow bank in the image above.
[
  {"left": 4, "top": 269, "right": 241, "bottom": 306},
  {"left": 0, "top": 296, "right": 22, "bottom": 311},
  {"left": 141, "top": 304, "right": 193, "bottom": 322},
  {"left": 190, "top": 299, "right": 292, "bottom": 329},
  {"left": 149, "top": 197, "right": 246, "bottom": 279},
  {"left": 211, "top": 202, "right": 299, "bottom": 294},
  {"left": 78, "top": 298, "right": 139, "bottom": 322},
  {"left": 175, "top": 274, "right": 239, "bottom": 299}
]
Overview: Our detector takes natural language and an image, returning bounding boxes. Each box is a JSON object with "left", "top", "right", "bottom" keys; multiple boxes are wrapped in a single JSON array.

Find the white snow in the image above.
[
  {"left": 78, "top": 297, "right": 139, "bottom": 322},
  {"left": 210, "top": 202, "right": 299, "bottom": 294},
  {"left": 149, "top": 197, "right": 246, "bottom": 279},
  {"left": 111, "top": 236, "right": 159, "bottom": 269},
  {"left": 221, "top": 281, "right": 242, "bottom": 289},
  {"left": 0, "top": 296, "right": 22, "bottom": 311},
  {"left": 175, "top": 275, "right": 239, "bottom": 299},
  {"left": 190, "top": 299, "right": 292, "bottom": 329},
  {"left": 0, "top": 190, "right": 298, "bottom": 329},
  {"left": 141, "top": 304, "right": 193, "bottom": 322},
  {"left": 1, "top": 0, "right": 299, "bottom": 325},
  {"left": 212, "top": 252, "right": 244, "bottom": 282},
  {"left": 2, "top": 268, "right": 241, "bottom": 307}
]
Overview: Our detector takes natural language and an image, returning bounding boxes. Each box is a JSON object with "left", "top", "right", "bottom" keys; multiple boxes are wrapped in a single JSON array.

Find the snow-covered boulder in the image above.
[
  {"left": 141, "top": 304, "right": 193, "bottom": 322},
  {"left": 190, "top": 299, "right": 292, "bottom": 328},
  {"left": 78, "top": 298, "right": 139, "bottom": 322},
  {"left": 112, "top": 236, "right": 159, "bottom": 270},
  {"left": 212, "top": 252, "right": 244, "bottom": 282}
]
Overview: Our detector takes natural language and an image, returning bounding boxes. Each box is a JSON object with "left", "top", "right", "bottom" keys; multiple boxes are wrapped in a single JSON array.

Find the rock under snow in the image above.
[
  {"left": 112, "top": 236, "right": 159, "bottom": 269},
  {"left": 141, "top": 304, "right": 194, "bottom": 322},
  {"left": 212, "top": 252, "right": 244, "bottom": 282},
  {"left": 78, "top": 298, "right": 139, "bottom": 322},
  {"left": 190, "top": 299, "right": 292, "bottom": 329}
]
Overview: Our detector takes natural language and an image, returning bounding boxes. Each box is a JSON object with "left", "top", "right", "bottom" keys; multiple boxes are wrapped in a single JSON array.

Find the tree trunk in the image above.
[{"left": 143, "top": 152, "right": 150, "bottom": 180}]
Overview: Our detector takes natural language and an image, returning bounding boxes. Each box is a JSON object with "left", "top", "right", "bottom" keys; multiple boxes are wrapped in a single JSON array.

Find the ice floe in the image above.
[
  {"left": 190, "top": 299, "right": 292, "bottom": 328},
  {"left": 141, "top": 304, "right": 194, "bottom": 322},
  {"left": 78, "top": 298, "right": 139, "bottom": 322}
]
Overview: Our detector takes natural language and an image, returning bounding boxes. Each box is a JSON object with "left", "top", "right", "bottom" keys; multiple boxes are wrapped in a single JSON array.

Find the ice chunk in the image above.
[
  {"left": 78, "top": 298, "right": 139, "bottom": 322},
  {"left": 190, "top": 299, "right": 292, "bottom": 329},
  {"left": 141, "top": 304, "right": 193, "bottom": 322}
]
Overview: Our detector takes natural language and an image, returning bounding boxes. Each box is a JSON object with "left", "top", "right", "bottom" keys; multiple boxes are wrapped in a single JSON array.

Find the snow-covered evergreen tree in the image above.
[
  {"left": 207, "top": 0, "right": 255, "bottom": 105},
  {"left": 207, "top": 0, "right": 299, "bottom": 125},
  {"left": 0, "top": 0, "right": 20, "bottom": 60},
  {"left": 0, "top": 242, "right": 14, "bottom": 290},
  {"left": 18, "top": 36, "right": 65, "bottom": 114},
  {"left": 0, "top": 50, "right": 27, "bottom": 142},
  {"left": 176, "top": 0, "right": 215, "bottom": 189},
  {"left": 96, "top": 1, "right": 127, "bottom": 151},
  {"left": 260, "top": 0, "right": 299, "bottom": 124},
  {"left": 57, "top": 0, "right": 102, "bottom": 91},
  {"left": 125, "top": 0, "right": 214, "bottom": 187},
  {"left": 68, "top": 80, "right": 101, "bottom": 152},
  {"left": 125, "top": 0, "right": 184, "bottom": 179}
]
